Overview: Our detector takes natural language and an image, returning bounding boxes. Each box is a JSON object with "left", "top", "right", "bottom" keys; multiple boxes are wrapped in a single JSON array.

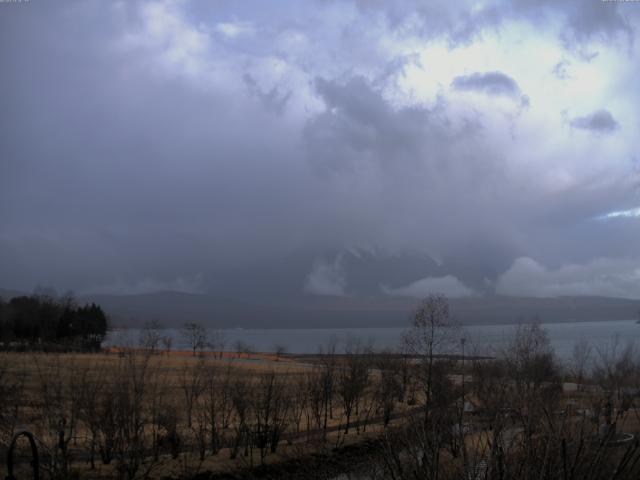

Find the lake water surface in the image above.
[{"left": 105, "top": 319, "right": 640, "bottom": 360}]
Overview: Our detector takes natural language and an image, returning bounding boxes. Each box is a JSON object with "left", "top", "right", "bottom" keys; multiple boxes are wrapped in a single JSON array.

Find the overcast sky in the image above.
[{"left": 1, "top": 0, "right": 639, "bottom": 300}]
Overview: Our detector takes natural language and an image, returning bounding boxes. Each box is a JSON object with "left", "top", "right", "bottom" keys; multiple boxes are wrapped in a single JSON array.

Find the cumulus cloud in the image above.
[
  {"left": 496, "top": 257, "right": 640, "bottom": 299},
  {"left": 457, "top": 0, "right": 633, "bottom": 48},
  {"left": 357, "top": 0, "right": 634, "bottom": 49},
  {"left": 305, "top": 75, "right": 448, "bottom": 174},
  {"left": 304, "top": 257, "right": 347, "bottom": 296},
  {"left": 570, "top": 109, "right": 619, "bottom": 133},
  {"left": 539, "top": 0, "right": 634, "bottom": 47},
  {"left": 382, "top": 275, "right": 475, "bottom": 298},
  {"left": 451, "top": 71, "right": 521, "bottom": 97}
]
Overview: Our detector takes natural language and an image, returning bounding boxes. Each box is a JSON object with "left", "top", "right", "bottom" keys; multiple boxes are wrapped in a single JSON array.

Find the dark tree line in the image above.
[{"left": 0, "top": 295, "right": 108, "bottom": 350}]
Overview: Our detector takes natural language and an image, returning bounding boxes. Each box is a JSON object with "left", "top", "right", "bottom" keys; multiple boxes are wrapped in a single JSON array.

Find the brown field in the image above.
[
  {"left": 3, "top": 339, "right": 640, "bottom": 480},
  {"left": 0, "top": 348, "right": 415, "bottom": 480}
]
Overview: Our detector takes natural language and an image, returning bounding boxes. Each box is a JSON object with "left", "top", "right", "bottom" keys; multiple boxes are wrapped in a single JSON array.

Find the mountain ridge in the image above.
[{"left": 2, "top": 288, "right": 639, "bottom": 329}]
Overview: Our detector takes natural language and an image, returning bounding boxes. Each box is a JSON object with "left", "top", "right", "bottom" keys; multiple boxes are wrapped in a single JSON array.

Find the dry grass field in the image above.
[
  {"left": 3, "top": 322, "right": 640, "bottom": 479},
  {"left": 0, "top": 348, "right": 416, "bottom": 479}
]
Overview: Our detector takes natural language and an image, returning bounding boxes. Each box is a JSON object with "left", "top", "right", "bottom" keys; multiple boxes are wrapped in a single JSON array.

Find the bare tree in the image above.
[
  {"left": 318, "top": 340, "right": 338, "bottom": 441},
  {"left": 81, "top": 351, "right": 155, "bottom": 479},
  {"left": 569, "top": 338, "right": 592, "bottom": 387},
  {"left": 404, "top": 293, "right": 459, "bottom": 425},
  {"left": 209, "top": 329, "right": 226, "bottom": 358},
  {"left": 92, "top": 375, "right": 119, "bottom": 465},
  {"left": 397, "top": 342, "right": 413, "bottom": 404},
  {"left": 504, "top": 323, "right": 558, "bottom": 394},
  {"left": 187, "top": 363, "right": 234, "bottom": 460},
  {"left": 592, "top": 338, "right": 639, "bottom": 432},
  {"left": 229, "top": 375, "right": 252, "bottom": 460},
  {"left": 502, "top": 323, "right": 562, "bottom": 475},
  {"left": 161, "top": 335, "right": 173, "bottom": 354},
  {"left": 179, "top": 359, "right": 205, "bottom": 428},
  {"left": 218, "top": 364, "right": 235, "bottom": 433},
  {"left": 288, "top": 373, "right": 309, "bottom": 435},
  {"left": 145, "top": 359, "right": 169, "bottom": 462},
  {"left": 79, "top": 360, "right": 109, "bottom": 469},
  {"left": 272, "top": 343, "right": 288, "bottom": 360},
  {"left": 198, "top": 360, "right": 227, "bottom": 456},
  {"left": 113, "top": 352, "right": 154, "bottom": 480},
  {"left": 374, "top": 352, "right": 403, "bottom": 428},
  {"left": 234, "top": 340, "right": 253, "bottom": 358},
  {"left": 139, "top": 319, "right": 163, "bottom": 354},
  {"left": 306, "top": 368, "right": 324, "bottom": 432},
  {"left": 32, "top": 354, "right": 90, "bottom": 477},
  {"left": 337, "top": 340, "right": 371, "bottom": 434},
  {"left": 252, "top": 371, "right": 290, "bottom": 462},
  {"left": 182, "top": 322, "right": 208, "bottom": 356},
  {"left": 0, "top": 354, "right": 25, "bottom": 450},
  {"left": 157, "top": 403, "right": 181, "bottom": 460}
]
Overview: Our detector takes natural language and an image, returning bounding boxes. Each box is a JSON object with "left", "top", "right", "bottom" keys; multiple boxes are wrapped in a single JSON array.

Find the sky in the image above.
[{"left": 1, "top": 0, "right": 640, "bottom": 301}]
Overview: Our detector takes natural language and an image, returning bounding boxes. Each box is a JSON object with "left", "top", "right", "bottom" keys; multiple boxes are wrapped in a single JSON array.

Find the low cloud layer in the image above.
[
  {"left": 84, "top": 275, "right": 206, "bottom": 296},
  {"left": 497, "top": 257, "right": 640, "bottom": 299},
  {"left": 383, "top": 275, "right": 475, "bottom": 299},
  {"left": 305, "top": 257, "right": 347, "bottom": 296}
]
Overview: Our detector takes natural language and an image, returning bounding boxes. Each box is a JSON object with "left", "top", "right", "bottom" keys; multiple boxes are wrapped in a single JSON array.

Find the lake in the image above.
[{"left": 104, "top": 319, "right": 640, "bottom": 360}]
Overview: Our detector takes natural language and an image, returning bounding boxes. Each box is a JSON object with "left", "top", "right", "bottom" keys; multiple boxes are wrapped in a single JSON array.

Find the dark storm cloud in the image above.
[
  {"left": 358, "top": 0, "right": 635, "bottom": 48},
  {"left": 302, "top": 76, "right": 639, "bottom": 282},
  {"left": 305, "top": 76, "right": 448, "bottom": 173},
  {"left": 243, "top": 73, "right": 292, "bottom": 116},
  {"left": 451, "top": 72, "right": 521, "bottom": 97},
  {"left": 507, "top": 0, "right": 633, "bottom": 45},
  {"left": 570, "top": 110, "right": 620, "bottom": 133},
  {"left": 0, "top": 2, "right": 320, "bottom": 291},
  {"left": 0, "top": 1, "right": 639, "bottom": 300}
]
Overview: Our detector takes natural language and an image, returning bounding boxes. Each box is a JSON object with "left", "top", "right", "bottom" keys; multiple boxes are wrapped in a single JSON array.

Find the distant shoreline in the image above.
[
  {"left": 108, "top": 317, "right": 640, "bottom": 330},
  {"left": 101, "top": 346, "right": 494, "bottom": 362}
]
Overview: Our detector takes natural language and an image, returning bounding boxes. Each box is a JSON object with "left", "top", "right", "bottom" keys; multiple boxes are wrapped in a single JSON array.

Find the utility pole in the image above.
[
  {"left": 460, "top": 336, "right": 467, "bottom": 472},
  {"left": 461, "top": 337, "right": 466, "bottom": 407}
]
